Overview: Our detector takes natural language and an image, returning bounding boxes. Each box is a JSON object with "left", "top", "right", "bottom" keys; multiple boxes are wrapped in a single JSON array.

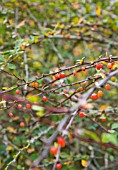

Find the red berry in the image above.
[
  {"left": 96, "top": 63, "right": 103, "bottom": 70},
  {"left": 91, "top": 93, "right": 98, "bottom": 100},
  {"left": 93, "top": 25, "right": 97, "bottom": 30},
  {"left": 101, "top": 117, "right": 107, "bottom": 122},
  {"left": 52, "top": 83, "right": 56, "bottom": 87},
  {"left": 63, "top": 89, "right": 67, "bottom": 94},
  {"left": 55, "top": 74, "right": 60, "bottom": 80},
  {"left": 98, "top": 90, "right": 103, "bottom": 97},
  {"left": 20, "top": 122, "right": 25, "bottom": 127},
  {"left": 50, "top": 146, "right": 58, "bottom": 155},
  {"left": 81, "top": 67, "right": 86, "bottom": 71},
  {"left": 26, "top": 103, "right": 31, "bottom": 109},
  {"left": 105, "top": 84, "right": 111, "bottom": 90},
  {"left": 56, "top": 163, "right": 62, "bottom": 169},
  {"left": 65, "top": 33, "right": 70, "bottom": 39},
  {"left": 73, "top": 70, "right": 77, "bottom": 76},
  {"left": 79, "top": 87, "right": 83, "bottom": 91},
  {"left": 83, "top": 81, "right": 87, "bottom": 86},
  {"left": 100, "top": 63, "right": 103, "bottom": 68},
  {"left": 57, "top": 137, "right": 65, "bottom": 147},
  {"left": 111, "top": 62, "right": 114, "bottom": 66},
  {"left": 107, "top": 63, "right": 112, "bottom": 69},
  {"left": 60, "top": 73, "right": 66, "bottom": 78},
  {"left": 15, "top": 89, "right": 20, "bottom": 95},
  {"left": 42, "top": 96, "right": 48, "bottom": 102},
  {"left": 18, "top": 104, "right": 23, "bottom": 109},
  {"left": 79, "top": 112, "right": 85, "bottom": 118},
  {"left": 9, "top": 112, "right": 14, "bottom": 117}
]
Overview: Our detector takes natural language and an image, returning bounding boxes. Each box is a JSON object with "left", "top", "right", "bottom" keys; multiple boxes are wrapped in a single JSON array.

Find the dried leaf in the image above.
[{"left": 16, "top": 20, "right": 26, "bottom": 28}]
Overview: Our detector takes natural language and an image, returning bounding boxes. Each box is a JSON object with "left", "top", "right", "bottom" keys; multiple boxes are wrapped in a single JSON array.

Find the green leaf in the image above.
[
  {"left": 32, "top": 105, "right": 44, "bottom": 111},
  {"left": 109, "top": 155, "right": 114, "bottom": 161},
  {"left": 8, "top": 63, "right": 16, "bottom": 69},
  {"left": 102, "top": 133, "right": 118, "bottom": 146},
  {"left": 111, "top": 123, "right": 118, "bottom": 129},
  {"left": 60, "top": 152, "right": 69, "bottom": 159},
  {"left": 30, "top": 153, "right": 38, "bottom": 160},
  {"left": 0, "top": 55, "right": 5, "bottom": 61},
  {"left": 108, "top": 130, "right": 116, "bottom": 133},
  {"left": 37, "top": 79, "right": 43, "bottom": 84}
]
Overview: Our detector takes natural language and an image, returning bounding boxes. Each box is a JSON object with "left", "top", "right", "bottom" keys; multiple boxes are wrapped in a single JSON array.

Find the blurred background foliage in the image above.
[{"left": 0, "top": 0, "right": 118, "bottom": 170}]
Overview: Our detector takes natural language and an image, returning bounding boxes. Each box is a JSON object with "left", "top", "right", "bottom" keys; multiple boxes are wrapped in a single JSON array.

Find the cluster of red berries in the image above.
[
  {"left": 49, "top": 137, "right": 65, "bottom": 169},
  {"left": 17, "top": 103, "right": 32, "bottom": 109},
  {"left": 90, "top": 83, "right": 111, "bottom": 101},
  {"left": 50, "top": 136, "right": 66, "bottom": 156},
  {"left": 96, "top": 62, "right": 114, "bottom": 70},
  {"left": 54, "top": 72, "right": 66, "bottom": 80},
  {"left": 9, "top": 112, "right": 25, "bottom": 127}
]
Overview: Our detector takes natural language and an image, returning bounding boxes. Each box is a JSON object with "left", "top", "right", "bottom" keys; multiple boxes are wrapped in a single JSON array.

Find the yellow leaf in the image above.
[
  {"left": 9, "top": 19, "right": 14, "bottom": 25},
  {"left": 25, "top": 116, "right": 30, "bottom": 123},
  {"left": 101, "top": 61, "right": 107, "bottom": 65},
  {"left": 68, "top": 133, "right": 72, "bottom": 139},
  {"left": 60, "top": 24, "right": 64, "bottom": 29},
  {"left": 26, "top": 94, "right": 39, "bottom": 103},
  {"left": 73, "top": 17, "right": 79, "bottom": 24},
  {"left": 29, "top": 20, "right": 35, "bottom": 27},
  {"left": 64, "top": 161, "right": 71, "bottom": 165},
  {"left": 7, "top": 127, "right": 17, "bottom": 133},
  {"left": 81, "top": 160, "right": 89, "bottom": 167},
  {"left": 88, "top": 44, "right": 93, "bottom": 49},
  {"left": 99, "top": 104, "right": 109, "bottom": 111},
  {"left": 0, "top": 39, "right": 3, "bottom": 45},
  {"left": 36, "top": 110, "right": 44, "bottom": 117},
  {"left": 95, "top": 7, "right": 101, "bottom": 16},
  {"left": 95, "top": 72, "right": 106, "bottom": 79},
  {"left": 82, "top": 27, "right": 86, "bottom": 31},
  {"left": 33, "top": 61, "right": 42, "bottom": 69},
  {"left": 2, "top": 87, "right": 9, "bottom": 90},
  {"left": 78, "top": 17, "right": 84, "bottom": 24},
  {"left": 6, "top": 145, "right": 13, "bottom": 151},
  {"left": 13, "top": 116, "right": 20, "bottom": 120}
]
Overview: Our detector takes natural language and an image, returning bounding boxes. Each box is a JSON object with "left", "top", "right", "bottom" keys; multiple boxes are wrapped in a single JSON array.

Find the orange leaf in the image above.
[{"left": 27, "top": 148, "right": 35, "bottom": 153}]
